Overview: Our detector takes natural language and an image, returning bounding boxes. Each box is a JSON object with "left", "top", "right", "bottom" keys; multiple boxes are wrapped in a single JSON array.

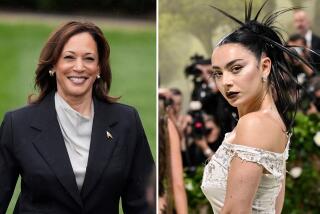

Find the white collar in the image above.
[
  {"left": 55, "top": 92, "right": 94, "bottom": 121},
  {"left": 305, "top": 30, "right": 312, "bottom": 47}
]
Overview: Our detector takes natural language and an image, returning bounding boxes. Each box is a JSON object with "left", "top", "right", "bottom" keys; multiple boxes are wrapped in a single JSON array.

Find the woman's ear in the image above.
[{"left": 260, "top": 56, "right": 271, "bottom": 78}]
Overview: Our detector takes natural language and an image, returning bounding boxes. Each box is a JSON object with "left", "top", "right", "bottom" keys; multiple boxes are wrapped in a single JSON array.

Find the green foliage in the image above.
[
  {"left": 184, "top": 167, "right": 213, "bottom": 213},
  {"left": 284, "top": 113, "right": 320, "bottom": 213}
]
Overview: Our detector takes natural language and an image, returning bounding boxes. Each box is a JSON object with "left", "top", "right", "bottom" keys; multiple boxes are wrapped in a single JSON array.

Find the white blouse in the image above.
[
  {"left": 201, "top": 132, "right": 290, "bottom": 214},
  {"left": 54, "top": 93, "right": 94, "bottom": 190}
]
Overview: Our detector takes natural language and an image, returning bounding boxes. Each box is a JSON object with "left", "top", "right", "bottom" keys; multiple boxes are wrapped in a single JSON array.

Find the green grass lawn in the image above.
[{"left": 0, "top": 21, "right": 156, "bottom": 213}]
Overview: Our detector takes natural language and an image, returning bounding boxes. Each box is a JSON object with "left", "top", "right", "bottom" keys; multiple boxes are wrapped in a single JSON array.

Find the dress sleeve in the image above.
[{"left": 229, "top": 144, "right": 286, "bottom": 180}]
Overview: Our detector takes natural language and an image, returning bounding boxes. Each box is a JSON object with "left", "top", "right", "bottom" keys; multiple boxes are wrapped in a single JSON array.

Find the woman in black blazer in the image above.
[{"left": 0, "top": 21, "right": 154, "bottom": 214}]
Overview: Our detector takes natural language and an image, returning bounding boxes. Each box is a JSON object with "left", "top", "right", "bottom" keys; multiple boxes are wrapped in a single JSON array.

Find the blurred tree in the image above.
[
  {"left": 312, "top": 0, "right": 320, "bottom": 35},
  {"left": 290, "top": 0, "right": 302, "bottom": 7},
  {"left": 0, "top": 0, "right": 155, "bottom": 15},
  {"left": 159, "top": 0, "right": 275, "bottom": 85},
  {"left": 160, "top": 0, "right": 274, "bottom": 54}
]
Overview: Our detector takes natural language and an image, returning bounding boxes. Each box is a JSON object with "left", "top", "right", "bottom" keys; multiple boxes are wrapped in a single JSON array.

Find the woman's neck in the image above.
[
  {"left": 238, "top": 89, "right": 276, "bottom": 117},
  {"left": 57, "top": 91, "right": 93, "bottom": 117}
]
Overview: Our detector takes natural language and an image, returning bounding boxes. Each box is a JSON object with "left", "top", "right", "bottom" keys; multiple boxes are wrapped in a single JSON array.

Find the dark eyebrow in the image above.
[
  {"left": 212, "top": 59, "right": 244, "bottom": 70},
  {"left": 64, "top": 51, "right": 95, "bottom": 56}
]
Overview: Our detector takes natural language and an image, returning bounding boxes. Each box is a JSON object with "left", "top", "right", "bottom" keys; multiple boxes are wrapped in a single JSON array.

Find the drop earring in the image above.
[
  {"left": 262, "top": 76, "right": 267, "bottom": 82},
  {"left": 49, "top": 70, "right": 55, "bottom": 77},
  {"left": 97, "top": 74, "right": 101, "bottom": 79}
]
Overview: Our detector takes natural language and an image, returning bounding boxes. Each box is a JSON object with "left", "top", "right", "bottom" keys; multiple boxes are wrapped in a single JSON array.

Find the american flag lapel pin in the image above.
[{"left": 106, "top": 131, "right": 113, "bottom": 139}]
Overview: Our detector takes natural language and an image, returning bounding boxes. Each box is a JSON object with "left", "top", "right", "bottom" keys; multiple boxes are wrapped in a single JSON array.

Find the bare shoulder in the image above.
[{"left": 234, "top": 111, "right": 287, "bottom": 153}]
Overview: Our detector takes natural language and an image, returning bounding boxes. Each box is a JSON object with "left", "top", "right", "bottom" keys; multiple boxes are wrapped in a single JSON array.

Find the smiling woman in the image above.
[
  {"left": 54, "top": 32, "right": 100, "bottom": 104},
  {"left": 30, "top": 22, "right": 116, "bottom": 105},
  {"left": 0, "top": 21, "right": 155, "bottom": 214}
]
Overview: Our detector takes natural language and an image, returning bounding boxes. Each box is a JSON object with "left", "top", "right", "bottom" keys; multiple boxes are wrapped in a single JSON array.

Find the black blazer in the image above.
[
  {"left": 311, "top": 33, "right": 320, "bottom": 72},
  {"left": 0, "top": 92, "right": 154, "bottom": 214}
]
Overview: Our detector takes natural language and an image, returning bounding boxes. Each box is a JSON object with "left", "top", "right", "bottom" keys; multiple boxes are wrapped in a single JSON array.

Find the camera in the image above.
[
  {"left": 187, "top": 101, "right": 205, "bottom": 139},
  {"left": 187, "top": 101, "right": 212, "bottom": 139},
  {"left": 184, "top": 54, "right": 238, "bottom": 141},
  {"left": 158, "top": 94, "right": 173, "bottom": 108},
  {"left": 184, "top": 54, "right": 212, "bottom": 102},
  {"left": 184, "top": 54, "right": 211, "bottom": 77}
]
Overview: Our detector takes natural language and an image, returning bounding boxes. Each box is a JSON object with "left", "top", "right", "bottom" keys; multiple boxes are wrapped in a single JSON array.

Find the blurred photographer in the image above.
[
  {"left": 158, "top": 88, "right": 188, "bottom": 214},
  {"left": 185, "top": 55, "right": 237, "bottom": 134},
  {"left": 286, "top": 34, "right": 320, "bottom": 113},
  {"left": 168, "top": 88, "right": 191, "bottom": 139},
  {"left": 169, "top": 88, "right": 183, "bottom": 118},
  {"left": 306, "top": 76, "right": 320, "bottom": 114},
  {"left": 286, "top": 34, "right": 315, "bottom": 81},
  {"left": 183, "top": 55, "right": 237, "bottom": 169},
  {"left": 185, "top": 55, "right": 217, "bottom": 101},
  {"left": 191, "top": 113, "right": 223, "bottom": 161}
]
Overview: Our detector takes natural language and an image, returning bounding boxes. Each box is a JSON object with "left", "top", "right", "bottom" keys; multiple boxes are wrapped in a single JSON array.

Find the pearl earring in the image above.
[
  {"left": 49, "top": 70, "right": 55, "bottom": 77},
  {"left": 97, "top": 74, "right": 101, "bottom": 79}
]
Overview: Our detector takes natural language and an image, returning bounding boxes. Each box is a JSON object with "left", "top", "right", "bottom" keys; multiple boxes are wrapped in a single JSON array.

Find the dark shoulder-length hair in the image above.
[
  {"left": 29, "top": 21, "right": 118, "bottom": 104},
  {"left": 210, "top": 0, "right": 316, "bottom": 133}
]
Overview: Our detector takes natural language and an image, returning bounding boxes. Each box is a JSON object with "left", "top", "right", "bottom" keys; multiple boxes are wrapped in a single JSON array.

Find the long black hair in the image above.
[{"left": 210, "top": 0, "right": 315, "bottom": 132}]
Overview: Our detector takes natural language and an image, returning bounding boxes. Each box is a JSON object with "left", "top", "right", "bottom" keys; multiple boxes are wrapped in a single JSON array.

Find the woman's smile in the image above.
[{"left": 67, "top": 75, "right": 89, "bottom": 85}]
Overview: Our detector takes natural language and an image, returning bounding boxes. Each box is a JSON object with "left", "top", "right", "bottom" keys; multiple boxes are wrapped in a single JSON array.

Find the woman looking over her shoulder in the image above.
[
  {"left": 201, "top": 1, "right": 313, "bottom": 213},
  {"left": 0, "top": 21, "right": 154, "bottom": 214}
]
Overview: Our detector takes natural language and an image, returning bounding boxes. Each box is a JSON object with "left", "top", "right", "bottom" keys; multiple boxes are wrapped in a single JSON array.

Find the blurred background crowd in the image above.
[{"left": 159, "top": 0, "right": 320, "bottom": 213}]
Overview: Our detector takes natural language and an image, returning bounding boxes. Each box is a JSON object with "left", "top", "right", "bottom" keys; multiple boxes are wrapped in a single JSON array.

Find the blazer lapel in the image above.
[
  {"left": 81, "top": 98, "right": 118, "bottom": 199},
  {"left": 31, "top": 92, "right": 83, "bottom": 208}
]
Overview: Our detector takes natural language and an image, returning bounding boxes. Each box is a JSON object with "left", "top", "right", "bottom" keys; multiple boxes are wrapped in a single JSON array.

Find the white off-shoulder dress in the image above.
[{"left": 201, "top": 132, "right": 290, "bottom": 214}]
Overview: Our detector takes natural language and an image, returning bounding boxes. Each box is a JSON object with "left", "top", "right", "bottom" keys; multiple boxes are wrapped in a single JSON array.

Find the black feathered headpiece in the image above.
[{"left": 210, "top": 0, "right": 317, "bottom": 70}]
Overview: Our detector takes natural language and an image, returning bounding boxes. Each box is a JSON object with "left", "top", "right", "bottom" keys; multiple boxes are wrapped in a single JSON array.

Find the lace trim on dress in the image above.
[
  {"left": 221, "top": 132, "right": 291, "bottom": 180},
  {"left": 223, "top": 141, "right": 289, "bottom": 180}
]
